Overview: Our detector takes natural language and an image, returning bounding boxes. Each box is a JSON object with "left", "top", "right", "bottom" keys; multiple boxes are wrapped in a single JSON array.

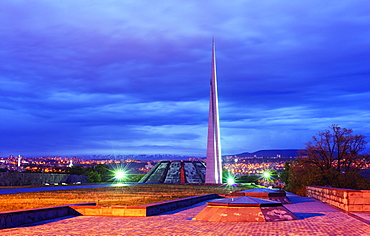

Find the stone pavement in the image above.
[{"left": 1, "top": 192, "right": 370, "bottom": 235}]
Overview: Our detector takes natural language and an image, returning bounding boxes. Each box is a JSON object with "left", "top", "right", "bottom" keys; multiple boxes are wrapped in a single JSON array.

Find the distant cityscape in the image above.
[
  {"left": 0, "top": 151, "right": 299, "bottom": 177},
  {"left": 223, "top": 155, "right": 294, "bottom": 176}
]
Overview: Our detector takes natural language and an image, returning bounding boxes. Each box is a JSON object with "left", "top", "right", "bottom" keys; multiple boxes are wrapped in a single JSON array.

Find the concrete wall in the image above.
[
  {"left": 307, "top": 185, "right": 370, "bottom": 211},
  {"left": 0, "top": 203, "right": 95, "bottom": 229},
  {"left": 0, "top": 194, "right": 220, "bottom": 229},
  {"left": 71, "top": 193, "right": 220, "bottom": 217},
  {"left": 0, "top": 172, "right": 88, "bottom": 186}
]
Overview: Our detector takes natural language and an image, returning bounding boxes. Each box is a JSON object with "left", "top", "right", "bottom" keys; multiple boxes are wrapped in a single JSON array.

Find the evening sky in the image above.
[{"left": 1, "top": 1, "right": 369, "bottom": 156}]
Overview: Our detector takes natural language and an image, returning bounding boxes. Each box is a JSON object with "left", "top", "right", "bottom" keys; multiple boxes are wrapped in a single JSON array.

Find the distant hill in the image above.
[{"left": 233, "top": 149, "right": 300, "bottom": 157}]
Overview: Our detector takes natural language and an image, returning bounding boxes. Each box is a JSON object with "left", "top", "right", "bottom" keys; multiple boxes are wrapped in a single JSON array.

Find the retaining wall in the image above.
[
  {"left": 0, "top": 172, "right": 88, "bottom": 186},
  {"left": 306, "top": 185, "right": 370, "bottom": 211},
  {"left": 0, "top": 203, "right": 95, "bottom": 229},
  {"left": 0, "top": 194, "right": 220, "bottom": 229},
  {"left": 71, "top": 193, "right": 220, "bottom": 216}
]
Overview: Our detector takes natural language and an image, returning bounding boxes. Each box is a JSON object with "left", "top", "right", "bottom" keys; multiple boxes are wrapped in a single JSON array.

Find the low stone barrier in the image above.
[
  {"left": 71, "top": 193, "right": 220, "bottom": 216},
  {"left": 141, "top": 193, "right": 219, "bottom": 216},
  {"left": 0, "top": 203, "right": 95, "bottom": 229},
  {"left": 306, "top": 185, "right": 370, "bottom": 211},
  {"left": 0, "top": 194, "right": 220, "bottom": 229}
]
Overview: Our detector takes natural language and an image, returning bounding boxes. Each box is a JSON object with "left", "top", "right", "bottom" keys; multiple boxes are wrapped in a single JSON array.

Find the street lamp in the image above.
[
  {"left": 115, "top": 170, "right": 126, "bottom": 181},
  {"left": 262, "top": 171, "right": 271, "bottom": 179},
  {"left": 227, "top": 176, "right": 235, "bottom": 186}
]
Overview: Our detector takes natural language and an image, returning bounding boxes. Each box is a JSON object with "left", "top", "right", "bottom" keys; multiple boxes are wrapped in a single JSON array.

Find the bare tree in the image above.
[{"left": 301, "top": 125, "right": 369, "bottom": 173}]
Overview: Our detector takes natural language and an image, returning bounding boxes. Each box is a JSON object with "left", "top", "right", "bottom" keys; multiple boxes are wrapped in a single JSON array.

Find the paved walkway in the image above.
[{"left": 1, "top": 192, "right": 370, "bottom": 235}]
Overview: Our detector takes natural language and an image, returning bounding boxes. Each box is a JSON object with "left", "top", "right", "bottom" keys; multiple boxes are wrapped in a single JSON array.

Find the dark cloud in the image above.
[{"left": 0, "top": 1, "right": 369, "bottom": 156}]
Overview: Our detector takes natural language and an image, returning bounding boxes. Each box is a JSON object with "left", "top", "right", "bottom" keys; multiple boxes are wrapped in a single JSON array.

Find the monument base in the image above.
[{"left": 193, "top": 196, "right": 297, "bottom": 222}]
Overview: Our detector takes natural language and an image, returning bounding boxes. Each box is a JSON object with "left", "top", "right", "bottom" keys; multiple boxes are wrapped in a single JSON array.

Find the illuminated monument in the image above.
[
  {"left": 139, "top": 40, "right": 221, "bottom": 184},
  {"left": 205, "top": 39, "right": 222, "bottom": 184}
]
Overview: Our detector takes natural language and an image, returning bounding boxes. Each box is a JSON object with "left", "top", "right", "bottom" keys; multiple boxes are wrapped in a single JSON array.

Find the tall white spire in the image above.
[{"left": 205, "top": 38, "right": 222, "bottom": 184}]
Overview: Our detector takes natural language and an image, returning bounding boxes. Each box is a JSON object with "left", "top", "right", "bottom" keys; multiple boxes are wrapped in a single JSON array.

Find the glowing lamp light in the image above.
[
  {"left": 115, "top": 170, "right": 125, "bottom": 181},
  {"left": 227, "top": 177, "right": 235, "bottom": 186},
  {"left": 262, "top": 172, "right": 271, "bottom": 178}
]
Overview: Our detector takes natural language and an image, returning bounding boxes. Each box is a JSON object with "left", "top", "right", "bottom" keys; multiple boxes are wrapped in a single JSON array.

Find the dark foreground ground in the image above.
[{"left": 1, "top": 192, "right": 370, "bottom": 235}]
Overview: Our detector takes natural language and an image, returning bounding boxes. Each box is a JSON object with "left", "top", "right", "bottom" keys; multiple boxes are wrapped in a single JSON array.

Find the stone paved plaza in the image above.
[{"left": 1, "top": 192, "right": 370, "bottom": 235}]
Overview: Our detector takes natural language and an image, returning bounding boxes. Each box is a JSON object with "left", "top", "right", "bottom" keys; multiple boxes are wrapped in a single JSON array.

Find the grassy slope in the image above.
[{"left": 0, "top": 184, "right": 249, "bottom": 212}]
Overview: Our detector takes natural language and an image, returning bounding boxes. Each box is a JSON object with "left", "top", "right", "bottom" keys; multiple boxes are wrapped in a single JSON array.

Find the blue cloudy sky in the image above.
[{"left": 1, "top": 1, "right": 370, "bottom": 156}]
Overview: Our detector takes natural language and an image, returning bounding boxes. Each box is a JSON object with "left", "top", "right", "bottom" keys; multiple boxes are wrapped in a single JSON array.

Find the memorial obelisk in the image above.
[{"left": 205, "top": 39, "right": 222, "bottom": 184}]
